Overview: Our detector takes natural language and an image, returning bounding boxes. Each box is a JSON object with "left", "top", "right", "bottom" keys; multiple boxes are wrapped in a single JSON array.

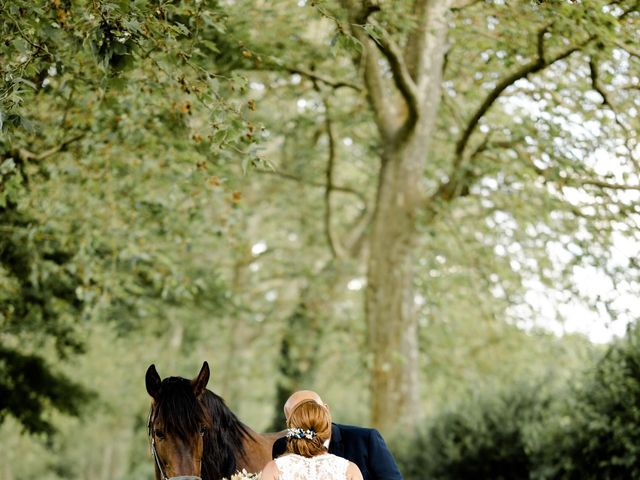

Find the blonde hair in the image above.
[{"left": 285, "top": 399, "right": 331, "bottom": 457}]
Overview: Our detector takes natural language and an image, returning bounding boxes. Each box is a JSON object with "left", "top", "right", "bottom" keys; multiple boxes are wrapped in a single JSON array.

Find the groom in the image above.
[{"left": 272, "top": 390, "right": 403, "bottom": 480}]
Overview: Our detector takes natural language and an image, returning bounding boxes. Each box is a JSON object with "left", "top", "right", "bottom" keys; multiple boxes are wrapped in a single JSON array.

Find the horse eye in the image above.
[
  {"left": 155, "top": 429, "right": 165, "bottom": 439},
  {"left": 199, "top": 426, "right": 207, "bottom": 437}
]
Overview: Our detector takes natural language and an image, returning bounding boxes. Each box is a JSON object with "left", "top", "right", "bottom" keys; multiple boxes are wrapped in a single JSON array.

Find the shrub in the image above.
[
  {"left": 398, "top": 323, "right": 640, "bottom": 480},
  {"left": 533, "top": 323, "right": 640, "bottom": 479},
  {"left": 397, "top": 381, "right": 552, "bottom": 480}
]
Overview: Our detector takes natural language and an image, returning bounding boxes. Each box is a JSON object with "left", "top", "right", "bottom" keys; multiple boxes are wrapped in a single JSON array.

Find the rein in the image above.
[{"left": 148, "top": 407, "right": 202, "bottom": 480}]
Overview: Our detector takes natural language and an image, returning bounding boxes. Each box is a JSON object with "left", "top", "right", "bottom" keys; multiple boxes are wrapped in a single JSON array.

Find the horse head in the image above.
[{"left": 146, "top": 362, "right": 211, "bottom": 480}]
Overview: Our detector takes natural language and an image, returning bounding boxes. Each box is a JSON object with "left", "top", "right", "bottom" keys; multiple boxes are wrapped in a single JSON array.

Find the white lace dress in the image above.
[{"left": 274, "top": 453, "right": 350, "bottom": 480}]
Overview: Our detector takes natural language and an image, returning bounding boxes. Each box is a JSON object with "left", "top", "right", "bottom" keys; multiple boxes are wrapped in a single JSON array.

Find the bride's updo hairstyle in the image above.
[{"left": 285, "top": 399, "right": 331, "bottom": 457}]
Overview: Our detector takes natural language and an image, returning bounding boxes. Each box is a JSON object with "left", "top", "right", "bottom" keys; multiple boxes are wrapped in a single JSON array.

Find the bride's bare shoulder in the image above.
[
  {"left": 347, "top": 461, "right": 363, "bottom": 480},
  {"left": 261, "top": 459, "right": 281, "bottom": 480}
]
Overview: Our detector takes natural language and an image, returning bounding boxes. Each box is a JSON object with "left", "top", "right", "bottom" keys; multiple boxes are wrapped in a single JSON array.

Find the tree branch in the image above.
[
  {"left": 365, "top": 21, "right": 420, "bottom": 133},
  {"left": 405, "top": 0, "right": 454, "bottom": 85},
  {"left": 572, "top": 178, "right": 640, "bottom": 191},
  {"left": 323, "top": 115, "right": 341, "bottom": 257},
  {"left": 589, "top": 57, "right": 638, "bottom": 171},
  {"left": 16, "top": 134, "right": 85, "bottom": 163},
  {"left": 589, "top": 58, "right": 619, "bottom": 114},
  {"left": 254, "top": 169, "right": 367, "bottom": 205},
  {"left": 515, "top": 143, "right": 640, "bottom": 193},
  {"left": 536, "top": 23, "right": 550, "bottom": 63},
  {"left": 589, "top": 57, "right": 634, "bottom": 133},
  {"left": 285, "top": 66, "right": 361, "bottom": 91},
  {"left": 358, "top": 35, "right": 397, "bottom": 140},
  {"left": 339, "top": 0, "right": 397, "bottom": 140},
  {"left": 427, "top": 136, "right": 526, "bottom": 208},
  {"left": 614, "top": 41, "right": 640, "bottom": 59},
  {"left": 454, "top": 27, "right": 592, "bottom": 164},
  {"left": 454, "top": 29, "right": 546, "bottom": 164},
  {"left": 343, "top": 207, "right": 372, "bottom": 257},
  {"left": 528, "top": 159, "right": 640, "bottom": 192},
  {"left": 4, "top": 10, "right": 54, "bottom": 60},
  {"left": 313, "top": 79, "right": 343, "bottom": 258},
  {"left": 619, "top": 1, "right": 640, "bottom": 20}
]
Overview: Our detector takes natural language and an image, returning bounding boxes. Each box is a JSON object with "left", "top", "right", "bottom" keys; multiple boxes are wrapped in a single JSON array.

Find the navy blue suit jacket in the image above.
[{"left": 272, "top": 423, "right": 403, "bottom": 480}]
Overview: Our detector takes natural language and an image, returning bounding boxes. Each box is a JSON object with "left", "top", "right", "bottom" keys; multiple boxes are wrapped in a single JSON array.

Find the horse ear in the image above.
[
  {"left": 146, "top": 364, "right": 162, "bottom": 400},
  {"left": 192, "top": 361, "right": 210, "bottom": 398}
]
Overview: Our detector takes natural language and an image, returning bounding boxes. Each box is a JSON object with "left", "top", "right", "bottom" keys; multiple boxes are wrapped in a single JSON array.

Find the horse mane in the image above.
[
  {"left": 201, "top": 390, "right": 253, "bottom": 480},
  {"left": 152, "top": 376, "right": 252, "bottom": 480}
]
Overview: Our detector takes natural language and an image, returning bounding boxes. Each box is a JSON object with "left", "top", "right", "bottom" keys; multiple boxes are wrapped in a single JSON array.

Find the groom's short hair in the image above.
[{"left": 284, "top": 390, "right": 325, "bottom": 420}]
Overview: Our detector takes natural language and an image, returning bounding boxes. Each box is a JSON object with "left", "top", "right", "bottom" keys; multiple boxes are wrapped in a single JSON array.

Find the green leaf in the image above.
[{"left": 200, "top": 39, "right": 220, "bottom": 53}]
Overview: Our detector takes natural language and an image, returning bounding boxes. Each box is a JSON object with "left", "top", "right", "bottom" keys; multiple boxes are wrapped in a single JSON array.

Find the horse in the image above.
[{"left": 145, "top": 361, "right": 284, "bottom": 480}]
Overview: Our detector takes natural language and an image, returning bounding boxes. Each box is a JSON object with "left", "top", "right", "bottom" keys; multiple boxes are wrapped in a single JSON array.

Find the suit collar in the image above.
[{"left": 329, "top": 423, "right": 344, "bottom": 456}]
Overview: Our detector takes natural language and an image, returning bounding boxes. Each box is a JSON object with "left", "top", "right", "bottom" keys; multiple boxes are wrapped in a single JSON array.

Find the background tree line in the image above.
[{"left": 0, "top": 0, "right": 638, "bottom": 478}]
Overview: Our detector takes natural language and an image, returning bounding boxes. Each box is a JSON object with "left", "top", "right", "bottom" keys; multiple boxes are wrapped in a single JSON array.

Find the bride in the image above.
[{"left": 261, "top": 399, "right": 363, "bottom": 480}]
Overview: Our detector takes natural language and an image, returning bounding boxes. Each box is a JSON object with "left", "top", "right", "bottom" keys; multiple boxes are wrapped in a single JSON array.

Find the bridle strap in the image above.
[
  {"left": 148, "top": 407, "right": 170, "bottom": 480},
  {"left": 151, "top": 437, "right": 170, "bottom": 480}
]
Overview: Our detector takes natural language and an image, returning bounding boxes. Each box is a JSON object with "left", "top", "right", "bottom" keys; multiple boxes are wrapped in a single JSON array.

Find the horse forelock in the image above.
[{"left": 153, "top": 377, "right": 206, "bottom": 441}]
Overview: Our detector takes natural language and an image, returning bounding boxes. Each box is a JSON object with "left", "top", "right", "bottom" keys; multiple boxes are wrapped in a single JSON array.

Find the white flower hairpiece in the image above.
[
  {"left": 286, "top": 427, "right": 317, "bottom": 440},
  {"left": 227, "top": 468, "right": 261, "bottom": 479}
]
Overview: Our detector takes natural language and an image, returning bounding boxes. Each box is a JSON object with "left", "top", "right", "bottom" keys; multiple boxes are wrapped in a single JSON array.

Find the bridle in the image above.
[{"left": 148, "top": 407, "right": 202, "bottom": 480}]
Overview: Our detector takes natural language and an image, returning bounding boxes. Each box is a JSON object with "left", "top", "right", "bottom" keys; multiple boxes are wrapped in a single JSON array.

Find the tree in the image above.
[
  {"left": 337, "top": 0, "right": 453, "bottom": 431},
  {"left": 217, "top": 0, "right": 640, "bottom": 434},
  {"left": 2, "top": 0, "right": 639, "bottom": 448},
  {"left": 0, "top": 0, "right": 243, "bottom": 432},
  {"left": 1, "top": 136, "right": 91, "bottom": 434}
]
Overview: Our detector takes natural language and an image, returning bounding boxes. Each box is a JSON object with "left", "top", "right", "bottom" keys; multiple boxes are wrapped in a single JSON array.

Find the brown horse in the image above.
[{"left": 145, "top": 361, "right": 283, "bottom": 480}]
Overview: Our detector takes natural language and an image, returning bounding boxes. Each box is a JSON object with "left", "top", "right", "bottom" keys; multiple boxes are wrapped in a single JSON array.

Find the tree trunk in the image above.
[
  {"left": 366, "top": 147, "right": 422, "bottom": 434},
  {"left": 353, "top": 0, "right": 452, "bottom": 434}
]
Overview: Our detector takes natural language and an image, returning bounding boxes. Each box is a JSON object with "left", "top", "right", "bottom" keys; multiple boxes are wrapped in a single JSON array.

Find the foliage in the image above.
[
  {"left": 0, "top": 0, "right": 639, "bottom": 477},
  {"left": 396, "top": 377, "right": 557, "bottom": 480},
  {"left": 220, "top": 0, "right": 640, "bottom": 428},
  {"left": 534, "top": 322, "right": 640, "bottom": 479},
  {"left": 398, "top": 323, "right": 640, "bottom": 480},
  {"left": 0, "top": 0, "right": 247, "bottom": 433},
  {"left": 0, "top": 156, "right": 90, "bottom": 433},
  {"left": 0, "top": 345, "right": 91, "bottom": 435}
]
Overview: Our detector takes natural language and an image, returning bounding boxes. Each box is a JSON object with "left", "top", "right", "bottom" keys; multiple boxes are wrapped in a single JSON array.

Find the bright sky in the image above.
[{"left": 515, "top": 84, "right": 637, "bottom": 342}]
